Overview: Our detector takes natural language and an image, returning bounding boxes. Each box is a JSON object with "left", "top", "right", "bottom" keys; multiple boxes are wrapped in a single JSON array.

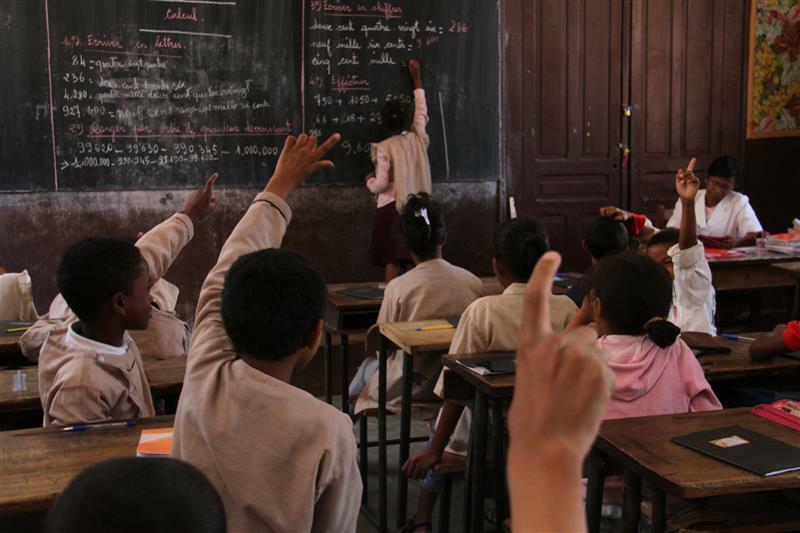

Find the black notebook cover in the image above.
[
  {"left": 457, "top": 353, "right": 516, "bottom": 375},
  {"left": 672, "top": 425, "right": 800, "bottom": 477},
  {"left": 337, "top": 287, "right": 384, "bottom": 301}
]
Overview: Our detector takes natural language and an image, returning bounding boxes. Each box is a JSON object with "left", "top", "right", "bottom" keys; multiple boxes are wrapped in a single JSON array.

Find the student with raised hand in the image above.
[
  {"left": 172, "top": 133, "right": 362, "bottom": 533},
  {"left": 646, "top": 158, "right": 717, "bottom": 335},
  {"left": 399, "top": 218, "right": 577, "bottom": 532},
  {"left": 508, "top": 251, "right": 615, "bottom": 532},
  {"left": 47, "top": 458, "right": 226, "bottom": 533},
  {"left": 352, "top": 193, "right": 483, "bottom": 421},
  {"left": 37, "top": 175, "right": 218, "bottom": 427},
  {"left": 666, "top": 155, "right": 763, "bottom": 248},
  {"left": 366, "top": 59, "right": 431, "bottom": 282}
]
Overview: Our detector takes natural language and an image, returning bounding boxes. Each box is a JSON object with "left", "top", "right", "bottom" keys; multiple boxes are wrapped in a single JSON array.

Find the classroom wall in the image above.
[
  {"left": 742, "top": 137, "right": 800, "bottom": 234},
  {"left": 0, "top": 182, "right": 497, "bottom": 314}
]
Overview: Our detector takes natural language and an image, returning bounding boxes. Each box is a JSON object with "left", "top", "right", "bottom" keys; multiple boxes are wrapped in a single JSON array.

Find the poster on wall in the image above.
[{"left": 747, "top": 0, "right": 800, "bottom": 139}]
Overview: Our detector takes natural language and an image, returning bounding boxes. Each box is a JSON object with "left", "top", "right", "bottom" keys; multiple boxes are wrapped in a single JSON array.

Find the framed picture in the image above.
[{"left": 746, "top": 0, "right": 800, "bottom": 139}]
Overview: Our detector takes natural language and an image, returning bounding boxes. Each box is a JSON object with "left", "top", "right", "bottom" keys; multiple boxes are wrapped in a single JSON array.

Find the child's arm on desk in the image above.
[{"left": 750, "top": 323, "right": 798, "bottom": 361}]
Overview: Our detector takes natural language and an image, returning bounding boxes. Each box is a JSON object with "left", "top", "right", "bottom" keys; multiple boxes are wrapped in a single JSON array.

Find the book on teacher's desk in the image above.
[
  {"left": 672, "top": 425, "right": 800, "bottom": 476},
  {"left": 752, "top": 400, "right": 800, "bottom": 431},
  {"left": 456, "top": 352, "right": 516, "bottom": 376}
]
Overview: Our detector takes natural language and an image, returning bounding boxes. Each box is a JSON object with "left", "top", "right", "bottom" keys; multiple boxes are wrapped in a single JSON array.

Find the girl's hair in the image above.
[
  {"left": 493, "top": 218, "right": 550, "bottom": 282},
  {"left": 592, "top": 253, "right": 680, "bottom": 348},
  {"left": 399, "top": 193, "right": 446, "bottom": 258},
  {"left": 382, "top": 98, "right": 408, "bottom": 135}
]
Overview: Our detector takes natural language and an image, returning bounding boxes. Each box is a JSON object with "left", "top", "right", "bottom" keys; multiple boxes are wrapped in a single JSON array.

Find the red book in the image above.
[{"left": 752, "top": 400, "right": 800, "bottom": 431}]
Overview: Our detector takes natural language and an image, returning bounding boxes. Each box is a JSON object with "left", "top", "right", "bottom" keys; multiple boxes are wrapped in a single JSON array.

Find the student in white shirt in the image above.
[
  {"left": 666, "top": 156, "right": 763, "bottom": 248},
  {"left": 647, "top": 158, "right": 717, "bottom": 335}
]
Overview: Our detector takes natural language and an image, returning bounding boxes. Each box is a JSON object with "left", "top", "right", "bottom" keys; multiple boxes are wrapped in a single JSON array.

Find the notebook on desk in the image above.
[
  {"left": 672, "top": 425, "right": 800, "bottom": 476},
  {"left": 456, "top": 352, "right": 516, "bottom": 376},
  {"left": 337, "top": 287, "right": 385, "bottom": 300},
  {"left": 136, "top": 428, "right": 173, "bottom": 457}
]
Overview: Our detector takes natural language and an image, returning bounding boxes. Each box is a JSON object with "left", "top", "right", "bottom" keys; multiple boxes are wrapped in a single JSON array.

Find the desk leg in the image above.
[
  {"left": 651, "top": 489, "right": 667, "bottom": 533},
  {"left": 469, "top": 390, "right": 489, "bottom": 533},
  {"left": 396, "top": 352, "right": 413, "bottom": 527},
  {"left": 584, "top": 449, "right": 606, "bottom": 533},
  {"left": 793, "top": 281, "right": 800, "bottom": 320},
  {"left": 341, "top": 334, "right": 350, "bottom": 414},
  {"left": 621, "top": 468, "right": 642, "bottom": 533},
  {"left": 324, "top": 331, "right": 333, "bottom": 405},
  {"left": 491, "top": 398, "right": 509, "bottom": 526},
  {"left": 378, "top": 335, "right": 388, "bottom": 533}
]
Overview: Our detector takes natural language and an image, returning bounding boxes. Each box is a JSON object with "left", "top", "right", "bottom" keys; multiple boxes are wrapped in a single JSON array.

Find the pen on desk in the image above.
[
  {"left": 6, "top": 327, "right": 30, "bottom": 333},
  {"left": 415, "top": 325, "right": 455, "bottom": 332},
  {"left": 720, "top": 333, "right": 756, "bottom": 342},
  {"left": 61, "top": 420, "right": 137, "bottom": 432}
]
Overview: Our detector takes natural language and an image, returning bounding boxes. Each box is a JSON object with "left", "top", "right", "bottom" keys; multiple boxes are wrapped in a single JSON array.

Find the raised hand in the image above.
[
  {"left": 676, "top": 157, "right": 700, "bottom": 203},
  {"left": 599, "top": 205, "right": 629, "bottom": 221},
  {"left": 508, "top": 251, "right": 614, "bottom": 532},
  {"left": 266, "top": 133, "right": 341, "bottom": 199},
  {"left": 408, "top": 59, "right": 422, "bottom": 89},
  {"left": 180, "top": 173, "right": 219, "bottom": 222}
]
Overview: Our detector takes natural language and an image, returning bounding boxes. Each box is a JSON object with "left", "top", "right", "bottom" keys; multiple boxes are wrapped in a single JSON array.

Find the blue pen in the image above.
[
  {"left": 720, "top": 333, "right": 756, "bottom": 342},
  {"left": 61, "top": 420, "right": 137, "bottom": 432}
]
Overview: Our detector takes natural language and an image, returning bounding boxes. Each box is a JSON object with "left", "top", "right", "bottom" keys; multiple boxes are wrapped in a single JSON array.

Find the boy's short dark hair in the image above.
[
  {"left": 707, "top": 156, "right": 741, "bottom": 180},
  {"left": 47, "top": 457, "right": 226, "bottom": 533},
  {"left": 646, "top": 228, "right": 680, "bottom": 249},
  {"left": 399, "top": 193, "right": 446, "bottom": 259},
  {"left": 222, "top": 248, "right": 325, "bottom": 360},
  {"left": 586, "top": 217, "right": 629, "bottom": 260},
  {"left": 57, "top": 238, "right": 144, "bottom": 321},
  {"left": 493, "top": 217, "right": 550, "bottom": 282}
]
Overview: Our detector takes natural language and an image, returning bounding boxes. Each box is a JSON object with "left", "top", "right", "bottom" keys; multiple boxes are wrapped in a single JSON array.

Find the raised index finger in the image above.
[
  {"left": 686, "top": 157, "right": 697, "bottom": 173},
  {"left": 314, "top": 132, "right": 341, "bottom": 158},
  {"left": 204, "top": 172, "right": 219, "bottom": 192},
  {"left": 521, "top": 251, "right": 561, "bottom": 340}
]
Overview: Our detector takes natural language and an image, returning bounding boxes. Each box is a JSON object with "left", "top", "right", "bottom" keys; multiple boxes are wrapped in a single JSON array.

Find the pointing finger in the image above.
[{"left": 521, "top": 251, "right": 561, "bottom": 341}]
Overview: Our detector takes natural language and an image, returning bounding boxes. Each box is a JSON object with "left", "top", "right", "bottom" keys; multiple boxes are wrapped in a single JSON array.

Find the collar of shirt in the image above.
[
  {"left": 413, "top": 258, "right": 449, "bottom": 271},
  {"left": 66, "top": 323, "right": 133, "bottom": 357},
  {"left": 503, "top": 282, "right": 527, "bottom": 296}
]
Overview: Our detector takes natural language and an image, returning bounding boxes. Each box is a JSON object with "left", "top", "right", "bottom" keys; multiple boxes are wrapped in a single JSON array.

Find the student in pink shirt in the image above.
[{"left": 590, "top": 253, "right": 722, "bottom": 420}]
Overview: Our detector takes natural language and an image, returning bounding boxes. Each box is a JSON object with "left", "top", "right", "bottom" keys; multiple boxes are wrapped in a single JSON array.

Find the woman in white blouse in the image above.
[{"left": 667, "top": 156, "right": 763, "bottom": 248}]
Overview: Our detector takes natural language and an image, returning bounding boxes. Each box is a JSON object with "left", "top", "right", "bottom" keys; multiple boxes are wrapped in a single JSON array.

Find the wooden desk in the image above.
[
  {"left": 442, "top": 352, "right": 514, "bottom": 533},
  {"left": 699, "top": 333, "right": 800, "bottom": 382},
  {"left": 707, "top": 248, "right": 800, "bottom": 291},
  {"left": 772, "top": 262, "right": 800, "bottom": 319},
  {"left": 590, "top": 408, "right": 800, "bottom": 533},
  {"left": 0, "top": 358, "right": 186, "bottom": 416},
  {"left": 0, "top": 321, "right": 34, "bottom": 365},
  {"left": 0, "top": 415, "right": 174, "bottom": 515}
]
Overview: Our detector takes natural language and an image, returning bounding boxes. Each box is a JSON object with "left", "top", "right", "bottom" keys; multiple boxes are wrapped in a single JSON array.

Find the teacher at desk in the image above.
[{"left": 666, "top": 156, "right": 763, "bottom": 248}]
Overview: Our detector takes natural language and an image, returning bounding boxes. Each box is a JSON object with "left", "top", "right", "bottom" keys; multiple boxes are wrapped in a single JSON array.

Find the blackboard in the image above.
[{"left": 0, "top": 0, "right": 499, "bottom": 191}]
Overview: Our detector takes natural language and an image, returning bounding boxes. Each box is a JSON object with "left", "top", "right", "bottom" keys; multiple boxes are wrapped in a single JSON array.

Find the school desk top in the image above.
[
  {"left": 596, "top": 408, "right": 800, "bottom": 499},
  {"left": 772, "top": 262, "right": 800, "bottom": 279},
  {"left": 708, "top": 248, "right": 800, "bottom": 291},
  {"left": 699, "top": 333, "right": 800, "bottom": 381},
  {"left": 441, "top": 352, "right": 515, "bottom": 401},
  {"left": 377, "top": 320, "right": 461, "bottom": 356},
  {"left": 0, "top": 357, "right": 186, "bottom": 415},
  {"left": 0, "top": 415, "right": 175, "bottom": 514}
]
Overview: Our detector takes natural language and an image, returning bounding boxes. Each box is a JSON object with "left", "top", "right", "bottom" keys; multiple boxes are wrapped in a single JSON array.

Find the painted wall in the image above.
[{"left": 0, "top": 181, "right": 498, "bottom": 315}]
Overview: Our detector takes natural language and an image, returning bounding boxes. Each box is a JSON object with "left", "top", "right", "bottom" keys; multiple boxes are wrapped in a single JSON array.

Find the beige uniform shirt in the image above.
[
  {"left": 435, "top": 283, "right": 577, "bottom": 455},
  {"left": 172, "top": 192, "right": 361, "bottom": 533},
  {"left": 354, "top": 258, "right": 483, "bottom": 420},
  {"left": 37, "top": 213, "right": 193, "bottom": 427}
]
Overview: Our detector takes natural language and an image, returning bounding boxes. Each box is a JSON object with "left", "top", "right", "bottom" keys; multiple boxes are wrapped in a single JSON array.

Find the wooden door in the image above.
[
  {"left": 513, "top": 0, "right": 625, "bottom": 270},
  {"left": 628, "top": 0, "right": 747, "bottom": 217}
]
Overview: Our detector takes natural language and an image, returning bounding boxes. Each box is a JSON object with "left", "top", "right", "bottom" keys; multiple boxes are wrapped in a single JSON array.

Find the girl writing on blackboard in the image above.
[{"left": 365, "top": 59, "right": 432, "bottom": 281}]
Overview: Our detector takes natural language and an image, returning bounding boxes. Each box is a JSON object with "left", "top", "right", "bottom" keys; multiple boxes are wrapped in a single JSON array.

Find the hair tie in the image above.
[
  {"left": 414, "top": 207, "right": 430, "bottom": 227},
  {"left": 643, "top": 316, "right": 664, "bottom": 329}
]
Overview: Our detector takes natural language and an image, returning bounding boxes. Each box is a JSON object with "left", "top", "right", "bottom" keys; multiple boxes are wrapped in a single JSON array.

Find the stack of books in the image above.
[{"left": 765, "top": 233, "right": 800, "bottom": 254}]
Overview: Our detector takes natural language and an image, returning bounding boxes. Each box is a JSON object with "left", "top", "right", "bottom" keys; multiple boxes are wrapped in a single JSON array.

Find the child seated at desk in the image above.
[
  {"left": 21, "top": 278, "right": 190, "bottom": 362},
  {"left": 172, "top": 133, "right": 362, "bottom": 533},
  {"left": 589, "top": 252, "right": 722, "bottom": 507},
  {"left": 36, "top": 176, "right": 217, "bottom": 427},
  {"left": 352, "top": 193, "right": 483, "bottom": 421},
  {"left": 47, "top": 457, "right": 226, "bottom": 533},
  {"left": 399, "top": 217, "right": 577, "bottom": 533},
  {"left": 750, "top": 321, "right": 800, "bottom": 361}
]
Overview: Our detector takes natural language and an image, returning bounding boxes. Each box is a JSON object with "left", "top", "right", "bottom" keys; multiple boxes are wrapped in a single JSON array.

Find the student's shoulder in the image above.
[
  {"left": 292, "top": 391, "right": 355, "bottom": 440},
  {"left": 50, "top": 351, "right": 115, "bottom": 394},
  {"left": 726, "top": 190, "right": 752, "bottom": 207}
]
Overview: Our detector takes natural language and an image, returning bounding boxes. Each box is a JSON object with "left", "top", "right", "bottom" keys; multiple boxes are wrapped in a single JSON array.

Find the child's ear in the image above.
[
  {"left": 305, "top": 319, "right": 324, "bottom": 350},
  {"left": 111, "top": 293, "right": 127, "bottom": 316}
]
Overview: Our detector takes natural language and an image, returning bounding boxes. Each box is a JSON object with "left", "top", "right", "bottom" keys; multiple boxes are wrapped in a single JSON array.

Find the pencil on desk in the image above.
[
  {"left": 415, "top": 325, "right": 455, "bottom": 332},
  {"left": 6, "top": 327, "right": 30, "bottom": 333}
]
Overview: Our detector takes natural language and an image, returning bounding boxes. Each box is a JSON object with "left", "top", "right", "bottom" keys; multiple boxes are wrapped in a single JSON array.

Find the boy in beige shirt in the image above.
[
  {"left": 38, "top": 177, "right": 218, "bottom": 427},
  {"left": 172, "top": 133, "right": 362, "bottom": 533}
]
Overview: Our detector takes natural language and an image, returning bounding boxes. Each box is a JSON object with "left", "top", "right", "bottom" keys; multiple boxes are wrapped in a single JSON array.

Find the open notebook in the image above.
[{"left": 136, "top": 428, "right": 173, "bottom": 457}]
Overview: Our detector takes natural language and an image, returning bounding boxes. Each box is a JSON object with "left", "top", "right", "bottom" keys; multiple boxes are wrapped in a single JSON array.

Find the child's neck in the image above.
[
  {"left": 411, "top": 248, "right": 443, "bottom": 266},
  {"left": 75, "top": 320, "right": 127, "bottom": 347},
  {"left": 240, "top": 354, "right": 298, "bottom": 384}
]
